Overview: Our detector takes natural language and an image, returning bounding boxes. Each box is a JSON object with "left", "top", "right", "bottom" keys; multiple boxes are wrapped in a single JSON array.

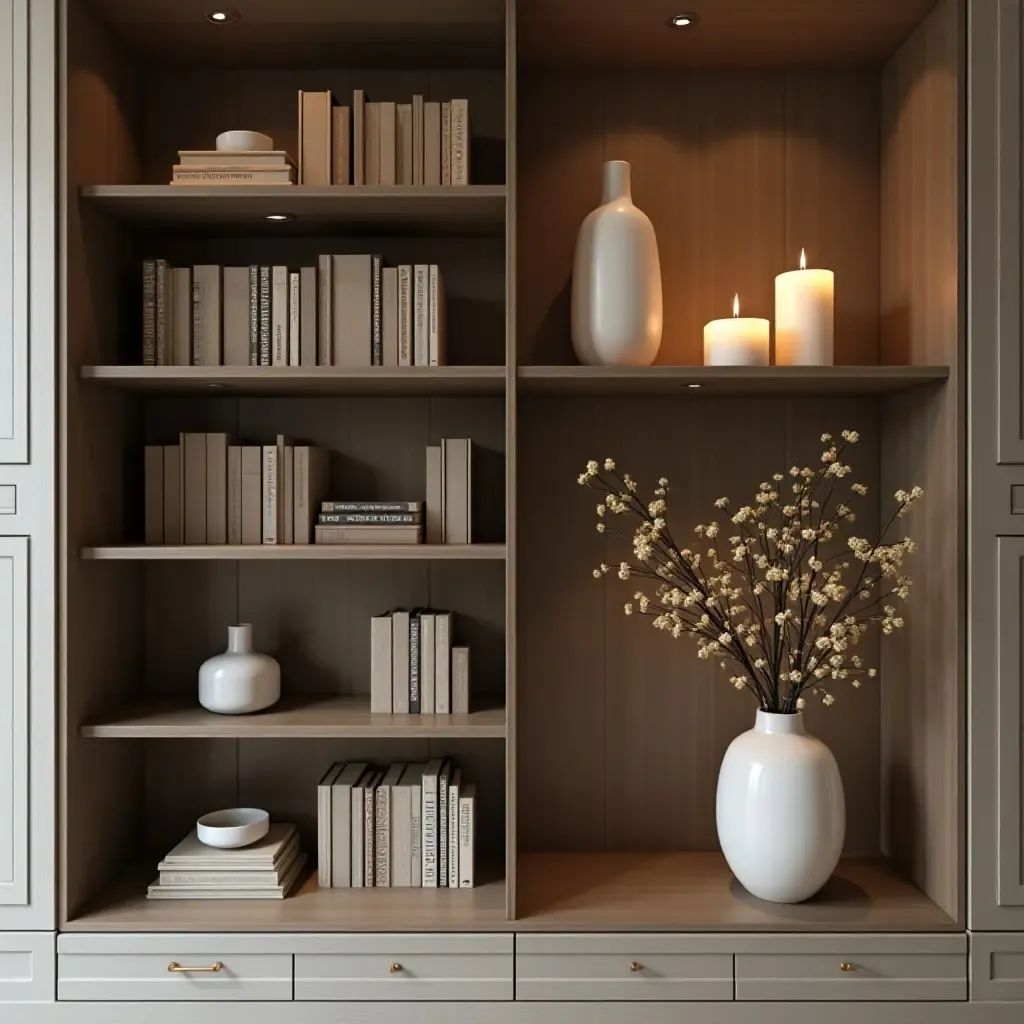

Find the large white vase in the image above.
[
  {"left": 199, "top": 624, "right": 280, "bottom": 715},
  {"left": 716, "top": 710, "right": 845, "bottom": 903},
  {"left": 571, "top": 160, "right": 662, "bottom": 366}
]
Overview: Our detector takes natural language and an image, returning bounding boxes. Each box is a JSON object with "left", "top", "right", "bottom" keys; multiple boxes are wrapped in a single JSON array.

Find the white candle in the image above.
[
  {"left": 775, "top": 250, "right": 834, "bottom": 366},
  {"left": 703, "top": 295, "right": 770, "bottom": 367}
]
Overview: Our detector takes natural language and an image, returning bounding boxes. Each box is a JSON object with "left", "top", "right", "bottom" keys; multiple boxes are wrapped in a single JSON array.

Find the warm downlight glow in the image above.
[
  {"left": 206, "top": 9, "right": 241, "bottom": 24},
  {"left": 668, "top": 13, "right": 700, "bottom": 28},
  {"left": 266, "top": 214, "right": 293, "bottom": 222}
]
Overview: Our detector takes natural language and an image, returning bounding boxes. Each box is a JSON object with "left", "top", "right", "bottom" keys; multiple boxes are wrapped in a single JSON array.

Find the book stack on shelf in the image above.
[
  {"left": 369, "top": 609, "right": 471, "bottom": 715},
  {"left": 315, "top": 500, "right": 423, "bottom": 546},
  {"left": 299, "top": 89, "right": 470, "bottom": 186},
  {"left": 147, "top": 823, "right": 306, "bottom": 901},
  {"left": 171, "top": 149, "right": 296, "bottom": 186},
  {"left": 141, "top": 258, "right": 447, "bottom": 368},
  {"left": 144, "top": 435, "right": 329, "bottom": 545},
  {"left": 316, "top": 759, "right": 475, "bottom": 889}
]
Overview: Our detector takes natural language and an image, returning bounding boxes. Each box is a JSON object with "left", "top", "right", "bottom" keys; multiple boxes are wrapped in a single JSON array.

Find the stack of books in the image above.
[
  {"left": 141, "top": 258, "right": 447, "bottom": 368},
  {"left": 315, "top": 501, "right": 423, "bottom": 546},
  {"left": 316, "top": 760, "right": 475, "bottom": 889},
  {"left": 147, "top": 823, "right": 306, "bottom": 900},
  {"left": 425, "top": 439, "right": 473, "bottom": 544},
  {"left": 144, "top": 435, "right": 328, "bottom": 545},
  {"left": 298, "top": 89, "right": 470, "bottom": 186},
  {"left": 170, "top": 149, "right": 296, "bottom": 186},
  {"left": 369, "top": 609, "right": 471, "bottom": 715}
]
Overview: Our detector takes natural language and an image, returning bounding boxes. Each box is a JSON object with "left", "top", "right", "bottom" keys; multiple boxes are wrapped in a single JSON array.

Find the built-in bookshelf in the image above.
[{"left": 62, "top": 0, "right": 962, "bottom": 937}]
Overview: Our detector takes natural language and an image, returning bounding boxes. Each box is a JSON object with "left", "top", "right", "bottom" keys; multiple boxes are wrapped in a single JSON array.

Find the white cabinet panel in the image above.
[
  {"left": 0, "top": 932, "right": 53, "bottom": 1003},
  {"left": 972, "top": 933, "right": 1024, "bottom": 1001}
]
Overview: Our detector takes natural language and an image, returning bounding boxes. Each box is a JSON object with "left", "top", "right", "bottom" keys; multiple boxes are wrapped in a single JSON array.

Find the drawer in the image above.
[
  {"left": 294, "top": 933, "right": 513, "bottom": 1001},
  {"left": 516, "top": 934, "right": 733, "bottom": 1001},
  {"left": 736, "top": 936, "right": 967, "bottom": 1001},
  {"left": 0, "top": 932, "right": 54, "bottom": 1003},
  {"left": 57, "top": 934, "right": 291, "bottom": 1001},
  {"left": 972, "top": 933, "right": 1024, "bottom": 1002}
]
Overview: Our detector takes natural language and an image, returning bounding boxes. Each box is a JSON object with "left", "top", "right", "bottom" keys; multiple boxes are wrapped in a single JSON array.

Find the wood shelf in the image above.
[
  {"left": 65, "top": 864, "right": 509, "bottom": 932},
  {"left": 81, "top": 365, "right": 507, "bottom": 396},
  {"left": 82, "top": 544, "right": 507, "bottom": 561},
  {"left": 81, "top": 695, "right": 506, "bottom": 739},
  {"left": 517, "top": 365, "right": 951, "bottom": 396},
  {"left": 79, "top": 185, "right": 507, "bottom": 237},
  {"left": 515, "top": 853, "right": 959, "bottom": 932}
]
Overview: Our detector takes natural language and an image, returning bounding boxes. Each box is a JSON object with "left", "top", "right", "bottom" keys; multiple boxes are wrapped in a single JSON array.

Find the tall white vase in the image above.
[
  {"left": 571, "top": 160, "right": 662, "bottom": 366},
  {"left": 716, "top": 710, "right": 845, "bottom": 903},
  {"left": 199, "top": 624, "right": 281, "bottom": 715}
]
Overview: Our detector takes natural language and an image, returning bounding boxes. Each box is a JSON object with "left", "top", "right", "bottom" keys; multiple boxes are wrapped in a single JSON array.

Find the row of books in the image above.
[
  {"left": 144, "top": 435, "right": 329, "bottom": 545},
  {"left": 370, "top": 610, "right": 470, "bottom": 715},
  {"left": 141, "top": 258, "right": 448, "bottom": 368},
  {"left": 317, "top": 760, "right": 475, "bottom": 889},
  {"left": 148, "top": 823, "right": 305, "bottom": 901},
  {"left": 299, "top": 90, "right": 471, "bottom": 187},
  {"left": 171, "top": 148, "right": 296, "bottom": 186}
]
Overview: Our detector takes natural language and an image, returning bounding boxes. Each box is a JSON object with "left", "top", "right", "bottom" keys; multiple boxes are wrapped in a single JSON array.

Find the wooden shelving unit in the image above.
[{"left": 81, "top": 544, "right": 507, "bottom": 561}]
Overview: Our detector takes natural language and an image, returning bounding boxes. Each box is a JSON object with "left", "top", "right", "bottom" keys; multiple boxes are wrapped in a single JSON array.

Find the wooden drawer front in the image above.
[
  {"left": 294, "top": 934, "right": 513, "bottom": 1001},
  {"left": 516, "top": 934, "right": 732, "bottom": 1001},
  {"left": 971, "top": 934, "right": 1024, "bottom": 1001},
  {"left": 736, "top": 951, "right": 966, "bottom": 1001},
  {"left": 58, "top": 951, "right": 292, "bottom": 1001}
]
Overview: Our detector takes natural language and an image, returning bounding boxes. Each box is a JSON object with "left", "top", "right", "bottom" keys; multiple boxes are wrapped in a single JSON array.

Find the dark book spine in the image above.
[
  {"left": 142, "top": 259, "right": 156, "bottom": 365},
  {"left": 258, "top": 266, "right": 271, "bottom": 366},
  {"left": 371, "top": 254, "right": 383, "bottom": 366},
  {"left": 248, "top": 266, "right": 259, "bottom": 365},
  {"left": 154, "top": 259, "right": 168, "bottom": 365},
  {"left": 438, "top": 761, "right": 449, "bottom": 887},
  {"left": 321, "top": 501, "right": 421, "bottom": 513},
  {"left": 318, "top": 512, "right": 421, "bottom": 525},
  {"left": 409, "top": 614, "right": 421, "bottom": 714}
]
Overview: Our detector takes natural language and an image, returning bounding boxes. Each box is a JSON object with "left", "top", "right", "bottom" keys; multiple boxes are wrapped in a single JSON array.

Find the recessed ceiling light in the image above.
[
  {"left": 687, "top": 383, "right": 702, "bottom": 389},
  {"left": 265, "top": 213, "right": 293, "bottom": 222},
  {"left": 668, "top": 12, "right": 700, "bottom": 28},
  {"left": 206, "top": 9, "right": 240, "bottom": 24}
]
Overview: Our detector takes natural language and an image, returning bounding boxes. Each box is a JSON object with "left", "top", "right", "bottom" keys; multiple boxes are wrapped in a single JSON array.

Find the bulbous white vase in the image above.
[
  {"left": 716, "top": 710, "right": 845, "bottom": 903},
  {"left": 199, "top": 624, "right": 280, "bottom": 715},
  {"left": 571, "top": 160, "right": 662, "bottom": 366}
]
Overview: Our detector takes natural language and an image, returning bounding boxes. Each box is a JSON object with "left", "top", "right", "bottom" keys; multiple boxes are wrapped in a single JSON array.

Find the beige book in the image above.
[
  {"left": 172, "top": 167, "right": 295, "bottom": 185},
  {"left": 298, "top": 90, "right": 334, "bottom": 185},
  {"left": 391, "top": 768, "right": 414, "bottom": 887},
  {"left": 451, "top": 98, "right": 470, "bottom": 185},
  {"left": 363, "top": 771, "right": 383, "bottom": 887},
  {"left": 261, "top": 444, "right": 278, "bottom": 544},
  {"left": 442, "top": 438, "right": 471, "bottom": 545},
  {"left": 163, "top": 445, "right": 182, "bottom": 544},
  {"left": 349, "top": 767, "right": 372, "bottom": 887},
  {"left": 424, "top": 102, "right": 441, "bottom": 185},
  {"left": 222, "top": 266, "right": 250, "bottom": 366},
  {"left": 375, "top": 763, "right": 406, "bottom": 887},
  {"left": 205, "top": 432, "right": 230, "bottom": 545},
  {"left": 425, "top": 444, "right": 444, "bottom": 544},
  {"left": 160, "top": 824, "right": 297, "bottom": 868},
  {"left": 315, "top": 525, "right": 423, "bottom": 545},
  {"left": 192, "top": 265, "right": 222, "bottom": 366},
  {"left": 240, "top": 445, "right": 262, "bottom": 545},
  {"left": 435, "top": 611, "right": 452, "bottom": 714},
  {"left": 331, "top": 761, "right": 367, "bottom": 888},
  {"left": 172, "top": 267, "right": 191, "bottom": 365},
  {"left": 458, "top": 783, "right": 475, "bottom": 888},
  {"left": 271, "top": 265, "right": 288, "bottom": 366},
  {"left": 413, "top": 264, "right": 429, "bottom": 365},
  {"left": 294, "top": 445, "right": 329, "bottom": 544},
  {"left": 332, "top": 254, "right": 373, "bottom": 367},
  {"left": 447, "top": 767, "right": 461, "bottom": 888},
  {"left": 332, "top": 106, "right": 351, "bottom": 185},
  {"left": 392, "top": 610, "right": 411, "bottom": 714},
  {"left": 381, "top": 267, "right": 399, "bottom": 367},
  {"left": 452, "top": 646, "right": 470, "bottom": 714},
  {"left": 289, "top": 271, "right": 300, "bottom": 366},
  {"left": 181, "top": 432, "right": 207, "bottom": 545},
  {"left": 408, "top": 763, "right": 425, "bottom": 886},
  {"left": 352, "top": 89, "right": 367, "bottom": 186},
  {"left": 177, "top": 150, "right": 294, "bottom": 168},
  {"left": 421, "top": 613, "right": 436, "bottom": 715},
  {"left": 317, "top": 763, "right": 343, "bottom": 887},
  {"left": 429, "top": 264, "right": 446, "bottom": 366},
  {"left": 378, "top": 101, "right": 396, "bottom": 186},
  {"left": 370, "top": 614, "right": 393, "bottom": 713},
  {"left": 412, "top": 94, "right": 424, "bottom": 185},
  {"left": 144, "top": 446, "right": 164, "bottom": 545},
  {"left": 299, "top": 266, "right": 317, "bottom": 366},
  {"left": 227, "top": 445, "right": 242, "bottom": 545},
  {"left": 317, "top": 254, "right": 332, "bottom": 365},
  {"left": 397, "top": 265, "right": 413, "bottom": 366},
  {"left": 282, "top": 445, "right": 294, "bottom": 544},
  {"left": 365, "top": 102, "right": 380, "bottom": 186},
  {"left": 396, "top": 103, "right": 413, "bottom": 185},
  {"left": 442, "top": 102, "right": 452, "bottom": 185},
  {"left": 149, "top": 853, "right": 306, "bottom": 900}
]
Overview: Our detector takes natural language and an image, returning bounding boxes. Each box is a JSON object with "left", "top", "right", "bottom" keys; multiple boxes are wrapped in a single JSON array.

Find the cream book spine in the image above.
[
  {"left": 317, "top": 254, "right": 332, "bottom": 365},
  {"left": 332, "top": 254, "right": 373, "bottom": 366},
  {"left": 227, "top": 445, "right": 242, "bottom": 545},
  {"left": 370, "top": 614, "right": 393, "bottom": 713},
  {"left": 172, "top": 267, "right": 192, "bottom": 365},
  {"left": 331, "top": 763, "right": 367, "bottom": 888},
  {"left": 378, "top": 101, "right": 396, "bottom": 186},
  {"left": 192, "top": 264, "right": 222, "bottom": 366},
  {"left": 317, "top": 763, "right": 343, "bottom": 887},
  {"left": 145, "top": 446, "right": 164, "bottom": 544},
  {"left": 429, "top": 264, "right": 446, "bottom": 366},
  {"left": 410, "top": 768, "right": 424, "bottom": 887},
  {"left": 443, "top": 437, "right": 470, "bottom": 544},
  {"left": 441, "top": 102, "right": 452, "bottom": 185},
  {"left": 397, "top": 102, "right": 413, "bottom": 185},
  {"left": 241, "top": 445, "right": 262, "bottom": 545},
  {"left": 163, "top": 445, "right": 182, "bottom": 544},
  {"left": 420, "top": 613, "right": 436, "bottom": 715},
  {"left": 447, "top": 767, "right": 461, "bottom": 888},
  {"left": 376, "top": 763, "right": 405, "bottom": 887},
  {"left": 421, "top": 758, "right": 444, "bottom": 887},
  {"left": 452, "top": 646, "right": 470, "bottom": 714},
  {"left": 435, "top": 611, "right": 452, "bottom": 714},
  {"left": 424, "top": 101, "right": 441, "bottom": 185},
  {"left": 299, "top": 89, "right": 333, "bottom": 185},
  {"left": 397, "top": 265, "right": 413, "bottom": 366},
  {"left": 451, "top": 98, "right": 470, "bottom": 185},
  {"left": 365, "top": 102, "right": 380, "bottom": 186},
  {"left": 391, "top": 770, "right": 413, "bottom": 888},
  {"left": 300, "top": 266, "right": 317, "bottom": 366},
  {"left": 382, "top": 266, "right": 399, "bottom": 366},
  {"left": 364, "top": 771, "right": 382, "bottom": 887},
  {"left": 272, "top": 265, "right": 288, "bottom": 366},
  {"left": 459, "top": 783, "right": 475, "bottom": 887},
  {"left": 222, "top": 266, "right": 250, "bottom": 366},
  {"left": 413, "top": 264, "right": 429, "bottom": 365},
  {"left": 425, "top": 444, "right": 445, "bottom": 544},
  {"left": 261, "top": 444, "right": 278, "bottom": 545},
  {"left": 412, "top": 94, "right": 424, "bottom": 185},
  {"left": 332, "top": 105, "right": 351, "bottom": 185},
  {"left": 181, "top": 432, "right": 207, "bottom": 545},
  {"left": 352, "top": 89, "right": 366, "bottom": 186},
  {"left": 205, "top": 432, "right": 230, "bottom": 545},
  {"left": 392, "top": 610, "right": 411, "bottom": 714},
  {"left": 288, "top": 270, "right": 300, "bottom": 366},
  {"left": 248, "top": 266, "right": 259, "bottom": 364},
  {"left": 349, "top": 777, "right": 365, "bottom": 888},
  {"left": 172, "top": 167, "right": 295, "bottom": 184},
  {"left": 282, "top": 444, "right": 294, "bottom": 544}
]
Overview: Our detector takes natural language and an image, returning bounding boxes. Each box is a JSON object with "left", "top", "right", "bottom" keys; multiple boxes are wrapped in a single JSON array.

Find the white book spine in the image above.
[
  {"left": 413, "top": 264, "right": 429, "bottom": 366},
  {"left": 227, "top": 445, "right": 242, "bottom": 545},
  {"left": 318, "top": 254, "right": 333, "bottom": 365},
  {"left": 459, "top": 785, "right": 475, "bottom": 887},
  {"left": 370, "top": 615, "right": 393, "bottom": 713},
  {"left": 392, "top": 784, "right": 412, "bottom": 888},
  {"left": 374, "top": 787, "right": 390, "bottom": 887},
  {"left": 411, "top": 783, "right": 422, "bottom": 887},
  {"left": 289, "top": 270, "right": 300, "bottom": 366},
  {"left": 421, "top": 613, "right": 436, "bottom": 716},
  {"left": 261, "top": 445, "right": 278, "bottom": 544},
  {"left": 272, "top": 265, "right": 288, "bottom": 366},
  {"left": 364, "top": 779, "right": 376, "bottom": 886},
  {"left": 192, "top": 264, "right": 222, "bottom": 366},
  {"left": 350, "top": 786, "right": 364, "bottom": 887},
  {"left": 448, "top": 771, "right": 460, "bottom": 888},
  {"left": 435, "top": 613, "right": 451, "bottom": 714},
  {"left": 422, "top": 769, "right": 438, "bottom": 887},
  {"left": 397, "top": 265, "right": 413, "bottom": 366},
  {"left": 428, "top": 264, "right": 445, "bottom": 366},
  {"left": 392, "top": 611, "right": 410, "bottom": 714}
]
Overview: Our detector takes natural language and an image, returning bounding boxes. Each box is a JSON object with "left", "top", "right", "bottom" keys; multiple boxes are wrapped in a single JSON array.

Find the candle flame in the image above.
[
  {"left": 733, "top": 294, "right": 740, "bottom": 318},
  {"left": 800, "top": 248, "right": 807, "bottom": 270}
]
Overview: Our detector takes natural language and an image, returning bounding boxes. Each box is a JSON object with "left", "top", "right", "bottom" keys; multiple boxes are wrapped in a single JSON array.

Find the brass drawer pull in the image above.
[
  {"left": 168, "top": 961, "right": 223, "bottom": 974},
  {"left": 629, "top": 962, "right": 643, "bottom": 973},
  {"left": 389, "top": 962, "right": 403, "bottom": 974},
  {"left": 840, "top": 962, "right": 856, "bottom": 973}
]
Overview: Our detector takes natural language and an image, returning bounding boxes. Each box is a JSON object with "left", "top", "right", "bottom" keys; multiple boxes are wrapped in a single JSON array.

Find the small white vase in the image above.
[
  {"left": 716, "top": 710, "right": 845, "bottom": 903},
  {"left": 571, "top": 160, "right": 663, "bottom": 366},
  {"left": 199, "top": 624, "right": 281, "bottom": 715}
]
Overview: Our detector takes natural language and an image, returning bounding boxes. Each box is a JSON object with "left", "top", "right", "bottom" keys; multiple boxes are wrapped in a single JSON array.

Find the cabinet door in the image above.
[{"left": 0, "top": 0, "right": 56, "bottom": 932}]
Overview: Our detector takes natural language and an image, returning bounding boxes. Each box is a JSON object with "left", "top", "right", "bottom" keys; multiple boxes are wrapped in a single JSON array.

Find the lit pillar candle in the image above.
[
  {"left": 775, "top": 250, "right": 834, "bottom": 365},
  {"left": 703, "top": 295, "right": 770, "bottom": 367}
]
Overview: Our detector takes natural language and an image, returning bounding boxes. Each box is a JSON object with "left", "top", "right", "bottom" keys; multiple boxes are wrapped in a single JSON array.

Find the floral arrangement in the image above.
[{"left": 578, "top": 430, "right": 922, "bottom": 713}]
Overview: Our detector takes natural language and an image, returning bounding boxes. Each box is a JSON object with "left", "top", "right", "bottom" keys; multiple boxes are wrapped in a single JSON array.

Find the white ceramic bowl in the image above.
[
  {"left": 196, "top": 808, "right": 270, "bottom": 849},
  {"left": 216, "top": 130, "right": 273, "bottom": 153}
]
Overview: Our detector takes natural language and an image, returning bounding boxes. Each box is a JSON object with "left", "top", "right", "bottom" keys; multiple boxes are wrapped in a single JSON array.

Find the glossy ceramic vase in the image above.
[
  {"left": 716, "top": 710, "right": 845, "bottom": 903},
  {"left": 199, "top": 624, "right": 280, "bottom": 715},
  {"left": 571, "top": 160, "right": 662, "bottom": 366}
]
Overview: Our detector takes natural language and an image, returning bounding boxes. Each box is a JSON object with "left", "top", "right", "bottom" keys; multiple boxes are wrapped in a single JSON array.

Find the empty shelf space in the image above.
[{"left": 82, "top": 544, "right": 507, "bottom": 561}]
